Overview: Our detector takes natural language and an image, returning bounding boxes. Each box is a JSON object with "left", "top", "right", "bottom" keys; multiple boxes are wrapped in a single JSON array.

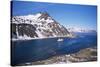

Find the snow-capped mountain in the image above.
[{"left": 11, "top": 12, "right": 71, "bottom": 40}]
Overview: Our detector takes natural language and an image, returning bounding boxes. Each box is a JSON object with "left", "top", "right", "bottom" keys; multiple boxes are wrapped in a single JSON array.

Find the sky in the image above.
[{"left": 11, "top": 1, "right": 97, "bottom": 30}]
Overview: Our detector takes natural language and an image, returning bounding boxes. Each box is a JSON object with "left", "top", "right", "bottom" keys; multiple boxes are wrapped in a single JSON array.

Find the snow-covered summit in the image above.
[{"left": 12, "top": 12, "right": 54, "bottom": 24}]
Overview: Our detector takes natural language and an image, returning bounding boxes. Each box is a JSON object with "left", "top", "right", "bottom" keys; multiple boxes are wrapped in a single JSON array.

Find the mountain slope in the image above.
[{"left": 11, "top": 12, "right": 71, "bottom": 40}]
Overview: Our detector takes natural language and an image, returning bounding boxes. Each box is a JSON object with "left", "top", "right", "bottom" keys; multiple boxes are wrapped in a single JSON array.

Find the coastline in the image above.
[
  {"left": 18, "top": 46, "right": 97, "bottom": 66},
  {"left": 11, "top": 34, "right": 75, "bottom": 41}
]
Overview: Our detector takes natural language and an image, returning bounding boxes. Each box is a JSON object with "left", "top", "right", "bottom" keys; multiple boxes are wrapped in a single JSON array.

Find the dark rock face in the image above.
[
  {"left": 47, "top": 22, "right": 70, "bottom": 36},
  {"left": 11, "top": 12, "right": 70, "bottom": 39},
  {"left": 18, "top": 24, "right": 38, "bottom": 37},
  {"left": 11, "top": 23, "right": 38, "bottom": 38}
]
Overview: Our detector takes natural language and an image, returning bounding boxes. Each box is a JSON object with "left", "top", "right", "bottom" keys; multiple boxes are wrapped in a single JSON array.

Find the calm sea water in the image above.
[{"left": 11, "top": 32, "right": 97, "bottom": 65}]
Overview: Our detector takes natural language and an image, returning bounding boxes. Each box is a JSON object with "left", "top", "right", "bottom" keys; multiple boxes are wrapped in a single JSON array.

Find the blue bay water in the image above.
[{"left": 11, "top": 32, "right": 97, "bottom": 65}]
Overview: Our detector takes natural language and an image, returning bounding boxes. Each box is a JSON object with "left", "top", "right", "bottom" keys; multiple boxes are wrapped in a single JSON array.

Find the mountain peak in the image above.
[{"left": 38, "top": 12, "right": 50, "bottom": 20}]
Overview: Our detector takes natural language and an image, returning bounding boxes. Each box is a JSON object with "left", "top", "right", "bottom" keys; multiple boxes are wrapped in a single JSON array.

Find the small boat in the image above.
[{"left": 57, "top": 38, "right": 63, "bottom": 41}]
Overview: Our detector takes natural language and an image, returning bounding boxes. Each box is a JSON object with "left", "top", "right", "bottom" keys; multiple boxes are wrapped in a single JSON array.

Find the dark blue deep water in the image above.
[{"left": 11, "top": 32, "right": 97, "bottom": 65}]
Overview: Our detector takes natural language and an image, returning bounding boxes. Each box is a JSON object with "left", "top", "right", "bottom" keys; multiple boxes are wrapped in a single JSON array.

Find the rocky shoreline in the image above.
[{"left": 18, "top": 47, "right": 97, "bottom": 66}]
